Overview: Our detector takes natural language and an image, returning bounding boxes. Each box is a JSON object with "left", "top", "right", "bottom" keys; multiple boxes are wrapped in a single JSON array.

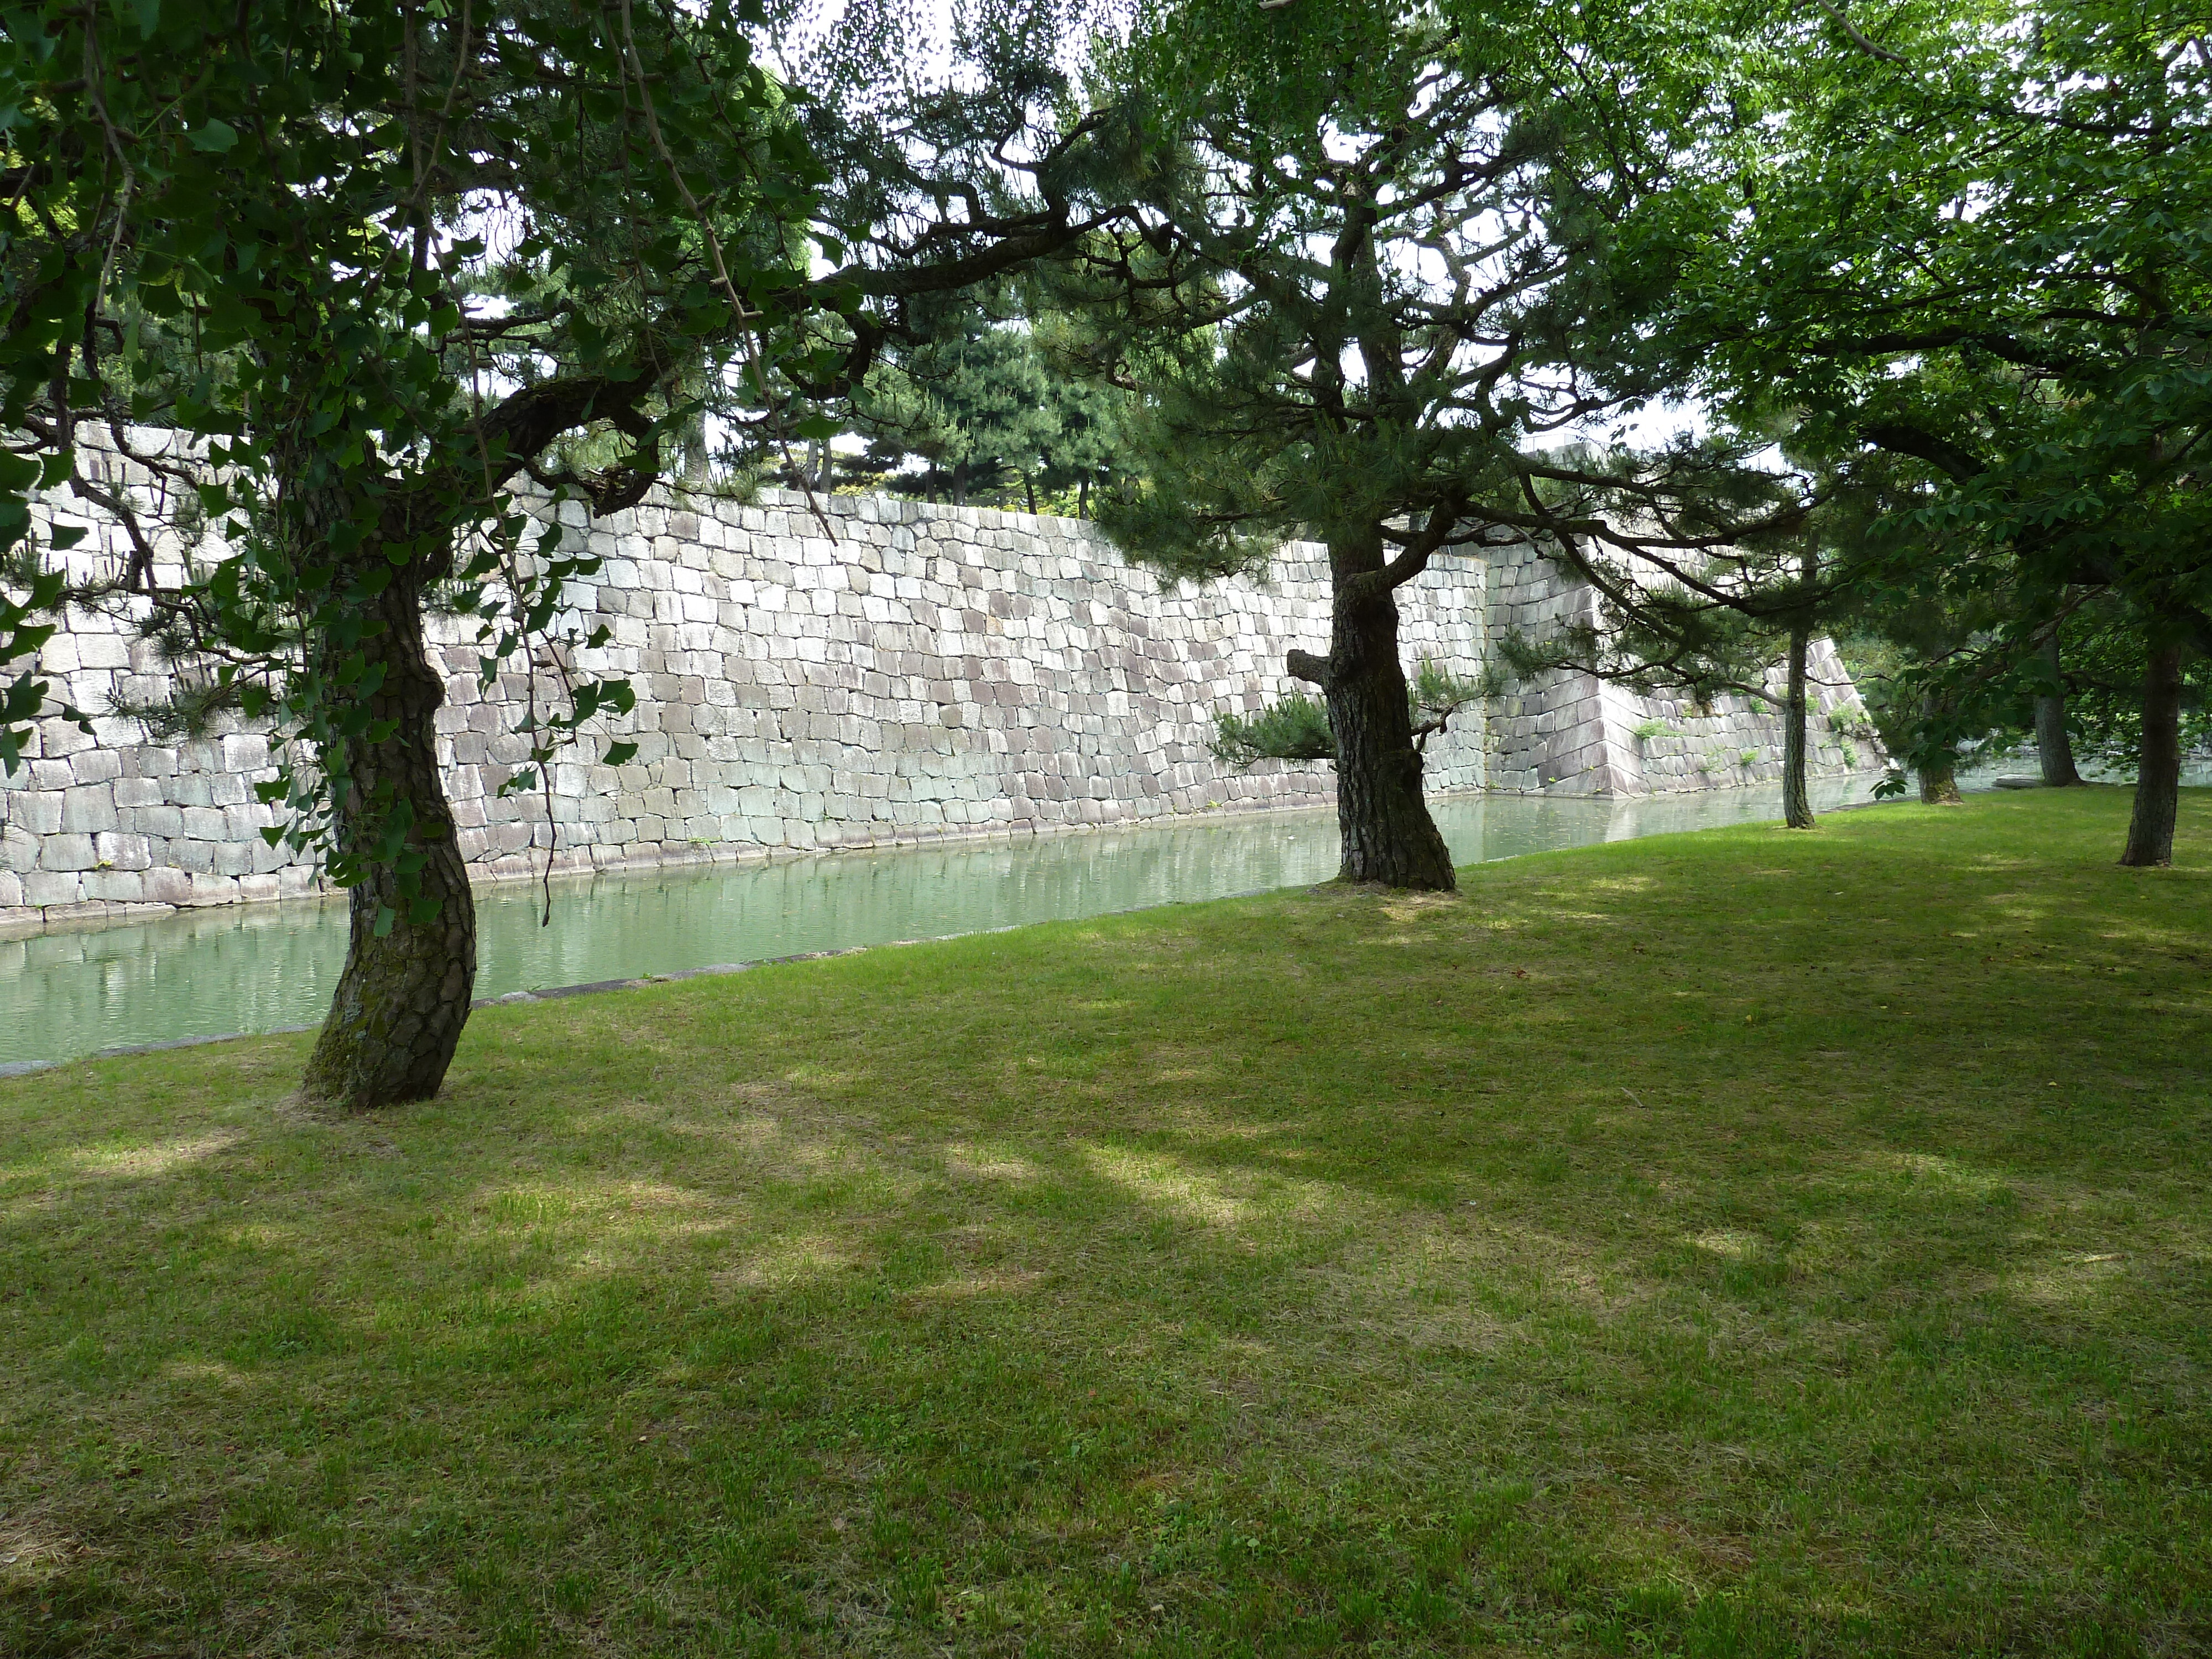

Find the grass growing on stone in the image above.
[{"left": 3, "top": 786, "right": 2209, "bottom": 1657}]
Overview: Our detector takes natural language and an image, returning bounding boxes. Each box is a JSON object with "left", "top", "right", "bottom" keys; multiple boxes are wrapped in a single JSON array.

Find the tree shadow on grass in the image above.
[{"left": 4, "top": 798, "right": 2210, "bottom": 1655}]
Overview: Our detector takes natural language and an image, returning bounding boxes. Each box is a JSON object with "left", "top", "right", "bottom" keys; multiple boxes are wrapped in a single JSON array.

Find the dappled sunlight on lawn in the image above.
[
  {"left": 2003, "top": 1249, "right": 2132, "bottom": 1309},
  {"left": 1688, "top": 1228, "right": 1765, "bottom": 1260},
  {"left": 63, "top": 1129, "right": 247, "bottom": 1180},
  {"left": 213, "top": 1222, "right": 293, "bottom": 1250},
  {"left": 1869, "top": 1150, "right": 2021, "bottom": 1202},
  {"left": 0, "top": 1512, "right": 81, "bottom": 1592},
  {"left": 710, "top": 1230, "right": 863, "bottom": 1292},
  {"left": 907, "top": 1267, "right": 1051, "bottom": 1301},
  {"left": 2, "top": 791, "right": 2209, "bottom": 1655},
  {"left": 1078, "top": 1142, "right": 1257, "bottom": 1227},
  {"left": 159, "top": 1357, "right": 255, "bottom": 1389},
  {"left": 1, "top": 1128, "right": 246, "bottom": 1194},
  {"left": 938, "top": 1141, "right": 1045, "bottom": 1185}
]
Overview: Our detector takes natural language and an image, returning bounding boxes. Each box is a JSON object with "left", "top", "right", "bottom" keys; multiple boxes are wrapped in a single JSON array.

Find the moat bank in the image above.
[{"left": 3, "top": 776, "right": 1881, "bottom": 1066}]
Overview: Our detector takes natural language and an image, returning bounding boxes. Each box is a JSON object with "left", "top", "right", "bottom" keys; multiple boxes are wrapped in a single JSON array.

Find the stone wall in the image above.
[
  {"left": 2, "top": 463, "right": 1488, "bottom": 930},
  {"left": 1481, "top": 542, "right": 1882, "bottom": 796},
  {"left": 1, "top": 437, "right": 1884, "bottom": 932}
]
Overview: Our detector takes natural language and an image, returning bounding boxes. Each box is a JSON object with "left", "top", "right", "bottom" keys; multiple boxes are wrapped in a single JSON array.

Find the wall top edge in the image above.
[{"left": 35, "top": 422, "right": 1514, "bottom": 571}]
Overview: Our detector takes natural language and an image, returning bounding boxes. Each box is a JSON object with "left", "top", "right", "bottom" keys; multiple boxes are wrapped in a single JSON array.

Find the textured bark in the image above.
[
  {"left": 301, "top": 566, "right": 478, "bottom": 1109},
  {"left": 1919, "top": 761, "right": 1963, "bottom": 804},
  {"left": 1918, "top": 691, "right": 1963, "bottom": 804},
  {"left": 1782, "top": 620, "right": 1814, "bottom": 830},
  {"left": 2034, "top": 633, "right": 2085, "bottom": 787},
  {"left": 2120, "top": 639, "right": 2184, "bottom": 869},
  {"left": 1294, "top": 546, "right": 1454, "bottom": 890}
]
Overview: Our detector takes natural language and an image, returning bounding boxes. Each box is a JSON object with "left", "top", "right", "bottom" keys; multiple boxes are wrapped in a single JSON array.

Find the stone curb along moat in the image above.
[{"left": 4, "top": 441, "right": 1886, "bottom": 932}]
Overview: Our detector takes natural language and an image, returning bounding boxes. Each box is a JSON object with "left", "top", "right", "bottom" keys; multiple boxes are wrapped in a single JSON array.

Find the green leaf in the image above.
[{"left": 191, "top": 119, "right": 239, "bottom": 153}]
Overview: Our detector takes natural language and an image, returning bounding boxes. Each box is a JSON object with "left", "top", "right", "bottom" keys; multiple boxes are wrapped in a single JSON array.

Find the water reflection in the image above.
[{"left": 6, "top": 776, "right": 1879, "bottom": 1066}]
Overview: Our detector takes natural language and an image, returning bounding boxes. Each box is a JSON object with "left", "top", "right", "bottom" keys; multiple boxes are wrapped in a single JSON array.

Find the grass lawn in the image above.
[{"left": 3, "top": 787, "right": 2209, "bottom": 1657}]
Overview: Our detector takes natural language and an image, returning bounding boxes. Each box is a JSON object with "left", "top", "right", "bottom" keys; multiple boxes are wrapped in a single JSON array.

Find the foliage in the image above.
[
  {"left": 1658, "top": 0, "right": 2212, "bottom": 746},
  {"left": 1076, "top": 1, "right": 1668, "bottom": 584},
  {"left": 2046, "top": 601, "right": 2212, "bottom": 766},
  {"left": 0, "top": 0, "right": 820, "bottom": 931},
  {"left": 1209, "top": 690, "right": 1335, "bottom": 767},
  {"left": 0, "top": 504, "right": 87, "bottom": 773},
  {"left": 1211, "top": 659, "right": 1491, "bottom": 768},
  {"left": 847, "top": 291, "right": 1126, "bottom": 508}
]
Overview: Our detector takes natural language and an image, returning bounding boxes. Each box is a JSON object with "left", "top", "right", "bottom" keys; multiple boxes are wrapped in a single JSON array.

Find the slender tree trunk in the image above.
[
  {"left": 2035, "top": 632, "right": 2085, "bottom": 786},
  {"left": 1292, "top": 547, "right": 1454, "bottom": 890},
  {"left": 301, "top": 566, "right": 478, "bottom": 1109},
  {"left": 1023, "top": 472, "right": 1038, "bottom": 515},
  {"left": 1918, "top": 691, "right": 1963, "bottom": 804},
  {"left": 950, "top": 462, "right": 968, "bottom": 508},
  {"left": 1077, "top": 476, "right": 1089, "bottom": 520},
  {"left": 1782, "top": 620, "right": 1814, "bottom": 829},
  {"left": 2120, "top": 639, "right": 2185, "bottom": 869}
]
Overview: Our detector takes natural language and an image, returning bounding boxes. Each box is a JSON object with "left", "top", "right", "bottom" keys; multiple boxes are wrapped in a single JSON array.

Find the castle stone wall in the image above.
[
  {"left": 2, "top": 468, "right": 1488, "bottom": 931},
  {"left": 1480, "top": 543, "right": 1882, "bottom": 795},
  {"left": 1, "top": 436, "right": 1884, "bottom": 934}
]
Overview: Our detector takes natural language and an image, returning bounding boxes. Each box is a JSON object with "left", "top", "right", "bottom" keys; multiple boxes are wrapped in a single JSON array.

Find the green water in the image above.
[{"left": 3, "top": 779, "right": 1881, "bottom": 1066}]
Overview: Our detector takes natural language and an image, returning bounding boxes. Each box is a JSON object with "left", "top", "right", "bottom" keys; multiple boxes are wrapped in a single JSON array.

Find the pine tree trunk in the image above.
[
  {"left": 1297, "top": 557, "right": 1454, "bottom": 890},
  {"left": 1077, "top": 477, "right": 1089, "bottom": 520},
  {"left": 2120, "top": 639, "right": 2184, "bottom": 869},
  {"left": 2035, "top": 632, "right": 2084, "bottom": 787},
  {"left": 301, "top": 568, "right": 478, "bottom": 1109},
  {"left": 1782, "top": 620, "right": 1814, "bottom": 829}
]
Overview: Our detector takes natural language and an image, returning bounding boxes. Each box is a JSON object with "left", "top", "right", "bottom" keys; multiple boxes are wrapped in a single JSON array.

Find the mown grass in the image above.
[{"left": 3, "top": 786, "right": 2208, "bottom": 1658}]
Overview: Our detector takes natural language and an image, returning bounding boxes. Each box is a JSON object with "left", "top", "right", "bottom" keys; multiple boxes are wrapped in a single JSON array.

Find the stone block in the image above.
[
  {"left": 61, "top": 785, "right": 119, "bottom": 834},
  {"left": 41, "top": 832, "right": 98, "bottom": 871},
  {"left": 39, "top": 718, "right": 93, "bottom": 758},
  {"left": 95, "top": 832, "right": 152, "bottom": 870},
  {"left": 71, "top": 748, "right": 124, "bottom": 784},
  {"left": 74, "top": 633, "right": 131, "bottom": 671},
  {"left": 83, "top": 868, "right": 147, "bottom": 903},
  {"left": 143, "top": 866, "right": 193, "bottom": 905},
  {"left": 24, "top": 869, "right": 84, "bottom": 906},
  {"left": 8, "top": 791, "right": 64, "bottom": 835},
  {"left": 132, "top": 804, "right": 184, "bottom": 837},
  {"left": 186, "top": 872, "right": 239, "bottom": 906}
]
